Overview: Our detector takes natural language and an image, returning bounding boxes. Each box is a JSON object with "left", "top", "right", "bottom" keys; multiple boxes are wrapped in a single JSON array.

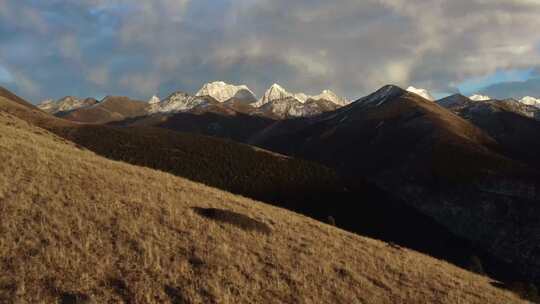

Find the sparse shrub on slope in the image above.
[{"left": 466, "top": 255, "right": 485, "bottom": 275}]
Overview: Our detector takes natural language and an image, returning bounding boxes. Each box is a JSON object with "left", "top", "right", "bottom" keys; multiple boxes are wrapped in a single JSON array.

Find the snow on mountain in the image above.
[
  {"left": 520, "top": 96, "right": 540, "bottom": 108},
  {"left": 437, "top": 94, "right": 540, "bottom": 121},
  {"left": 294, "top": 93, "right": 310, "bottom": 103},
  {"left": 469, "top": 94, "right": 491, "bottom": 101},
  {"left": 254, "top": 83, "right": 294, "bottom": 107},
  {"left": 37, "top": 99, "right": 56, "bottom": 112},
  {"left": 500, "top": 99, "right": 540, "bottom": 120},
  {"left": 406, "top": 86, "right": 434, "bottom": 101},
  {"left": 148, "top": 92, "right": 207, "bottom": 114},
  {"left": 254, "top": 83, "right": 348, "bottom": 108},
  {"left": 355, "top": 85, "right": 406, "bottom": 107},
  {"left": 436, "top": 94, "right": 471, "bottom": 108},
  {"left": 311, "top": 89, "right": 349, "bottom": 106},
  {"left": 37, "top": 96, "right": 98, "bottom": 114},
  {"left": 148, "top": 95, "right": 160, "bottom": 104},
  {"left": 196, "top": 81, "right": 256, "bottom": 103}
]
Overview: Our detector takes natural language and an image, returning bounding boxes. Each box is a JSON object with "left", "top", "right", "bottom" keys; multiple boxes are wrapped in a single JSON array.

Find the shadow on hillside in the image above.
[
  {"left": 57, "top": 115, "right": 540, "bottom": 294},
  {"left": 192, "top": 207, "right": 272, "bottom": 235},
  {"left": 490, "top": 281, "right": 540, "bottom": 303},
  {"left": 110, "top": 111, "right": 274, "bottom": 143}
]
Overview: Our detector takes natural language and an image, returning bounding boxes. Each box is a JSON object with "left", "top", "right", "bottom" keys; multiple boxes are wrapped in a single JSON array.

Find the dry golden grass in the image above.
[{"left": 0, "top": 105, "right": 527, "bottom": 303}]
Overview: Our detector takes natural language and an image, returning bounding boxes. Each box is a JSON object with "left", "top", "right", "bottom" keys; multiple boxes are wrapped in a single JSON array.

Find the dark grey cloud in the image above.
[{"left": 0, "top": 0, "right": 539, "bottom": 103}]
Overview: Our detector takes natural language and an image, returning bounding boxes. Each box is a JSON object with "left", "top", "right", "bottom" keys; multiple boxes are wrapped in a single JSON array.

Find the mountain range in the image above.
[
  {"left": 1, "top": 88, "right": 527, "bottom": 302},
  {"left": 3, "top": 82, "right": 540, "bottom": 302},
  {"left": 38, "top": 81, "right": 350, "bottom": 121}
]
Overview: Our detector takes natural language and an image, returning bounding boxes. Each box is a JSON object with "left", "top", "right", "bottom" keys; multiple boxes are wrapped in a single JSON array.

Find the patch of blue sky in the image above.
[{"left": 457, "top": 68, "right": 535, "bottom": 95}]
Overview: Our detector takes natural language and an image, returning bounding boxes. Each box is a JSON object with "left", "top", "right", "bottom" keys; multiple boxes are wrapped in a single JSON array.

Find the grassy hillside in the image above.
[
  {"left": 0, "top": 94, "right": 341, "bottom": 209},
  {"left": 0, "top": 105, "right": 527, "bottom": 303},
  {"left": 0, "top": 86, "right": 35, "bottom": 108},
  {"left": 59, "top": 96, "right": 149, "bottom": 124}
]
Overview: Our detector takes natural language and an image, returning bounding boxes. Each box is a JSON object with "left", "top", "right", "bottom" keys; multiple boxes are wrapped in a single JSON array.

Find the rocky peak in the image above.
[
  {"left": 520, "top": 96, "right": 540, "bottom": 108},
  {"left": 149, "top": 91, "right": 207, "bottom": 114},
  {"left": 469, "top": 94, "right": 491, "bottom": 101},
  {"left": 37, "top": 96, "right": 97, "bottom": 114},
  {"left": 311, "top": 89, "right": 349, "bottom": 106},
  {"left": 196, "top": 81, "right": 256, "bottom": 103},
  {"left": 406, "top": 86, "right": 434, "bottom": 101},
  {"left": 148, "top": 95, "right": 161, "bottom": 104}
]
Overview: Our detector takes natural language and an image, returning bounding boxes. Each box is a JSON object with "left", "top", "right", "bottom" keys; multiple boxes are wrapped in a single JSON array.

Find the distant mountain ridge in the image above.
[
  {"left": 38, "top": 81, "right": 350, "bottom": 120},
  {"left": 438, "top": 94, "right": 540, "bottom": 121},
  {"left": 437, "top": 93, "right": 540, "bottom": 170}
]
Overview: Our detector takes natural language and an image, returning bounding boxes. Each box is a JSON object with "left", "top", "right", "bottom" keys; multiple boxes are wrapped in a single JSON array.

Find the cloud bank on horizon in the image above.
[{"left": 0, "top": 0, "right": 539, "bottom": 102}]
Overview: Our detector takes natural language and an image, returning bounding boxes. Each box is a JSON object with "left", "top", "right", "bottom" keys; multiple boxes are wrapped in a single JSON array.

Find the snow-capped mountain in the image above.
[
  {"left": 195, "top": 81, "right": 257, "bottom": 103},
  {"left": 406, "top": 86, "right": 434, "bottom": 101},
  {"left": 520, "top": 96, "right": 540, "bottom": 108},
  {"left": 39, "top": 81, "right": 347, "bottom": 119},
  {"left": 311, "top": 90, "right": 349, "bottom": 106},
  {"left": 501, "top": 99, "right": 540, "bottom": 120},
  {"left": 436, "top": 94, "right": 471, "bottom": 108},
  {"left": 251, "top": 83, "right": 347, "bottom": 118},
  {"left": 256, "top": 98, "right": 339, "bottom": 118},
  {"left": 437, "top": 94, "right": 540, "bottom": 121},
  {"left": 469, "top": 94, "right": 491, "bottom": 101},
  {"left": 148, "top": 92, "right": 208, "bottom": 114},
  {"left": 254, "top": 83, "right": 348, "bottom": 108},
  {"left": 148, "top": 95, "right": 160, "bottom": 105},
  {"left": 463, "top": 94, "right": 540, "bottom": 110},
  {"left": 38, "top": 96, "right": 98, "bottom": 114},
  {"left": 253, "top": 83, "right": 295, "bottom": 107}
]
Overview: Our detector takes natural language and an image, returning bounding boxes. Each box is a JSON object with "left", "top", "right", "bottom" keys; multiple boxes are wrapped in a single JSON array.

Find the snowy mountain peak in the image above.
[
  {"left": 311, "top": 89, "right": 349, "bottom": 106},
  {"left": 520, "top": 96, "right": 540, "bottom": 108},
  {"left": 37, "top": 99, "right": 55, "bottom": 111},
  {"left": 294, "top": 93, "right": 310, "bottom": 103},
  {"left": 469, "top": 94, "right": 491, "bottom": 101},
  {"left": 261, "top": 83, "right": 293, "bottom": 104},
  {"left": 196, "top": 81, "right": 256, "bottom": 103},
  {"left": 255, "top": 84, "right": 349, "bottom": 108},
  {"left": 149, "top": 91, "right": 207, "bottom": 114},
  {"left": 148, "top": 95, "right": 161, "bottom": 104},
  {"left": 406, "top": 86, "right": 434, "bottom": 101},
  {"left": 37, "top": 96, "right": 97, "bottom": 114}
]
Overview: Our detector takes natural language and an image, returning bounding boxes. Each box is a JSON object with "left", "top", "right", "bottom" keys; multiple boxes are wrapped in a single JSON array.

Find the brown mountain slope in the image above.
[
  {"left": 59, "top": 96, "right": 148, "bottom": 124},
  {"left": 0, "top": 86, "right": 37, "bottom": 109},
  {"left": 0, "top": 107, "right": 527, "bottom": 303},
  {"left": 438, "top": 94, "right": 540, "bottom": 169},
  {"left": 1, "top": 88, "right": 514, "bottom": 283},
  {"left": 251, "top": 85, "right": 540, "bottom": 284},
  {"left": 117, "top": 109, "right": 275, "bottom": 143},
  {"left": 0, "top": 93, "right": 340, "bottom": 210},
  {"left": 111, "top": 95, "right": 275, "bottom": 142}
]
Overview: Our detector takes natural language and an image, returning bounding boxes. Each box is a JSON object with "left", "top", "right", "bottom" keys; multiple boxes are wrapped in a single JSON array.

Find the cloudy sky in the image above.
[{"left": 1, "top": 0, "right": 540, "bottom": 103}]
